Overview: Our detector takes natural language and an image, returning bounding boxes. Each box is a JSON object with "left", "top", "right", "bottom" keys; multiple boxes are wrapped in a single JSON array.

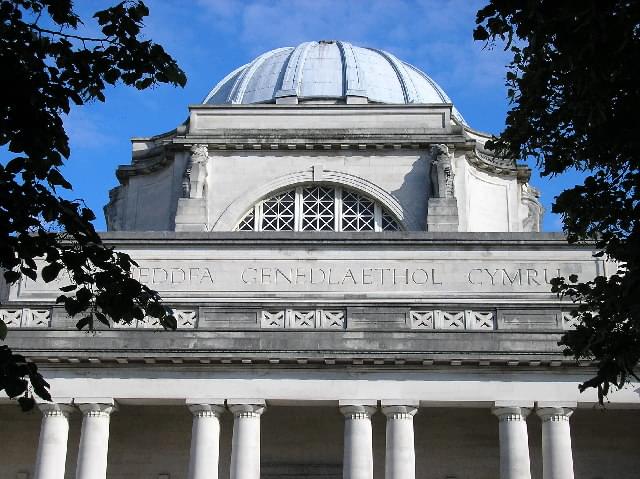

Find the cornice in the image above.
[{"left": 91, "top": 231, "right": 586, "bottom": 249}]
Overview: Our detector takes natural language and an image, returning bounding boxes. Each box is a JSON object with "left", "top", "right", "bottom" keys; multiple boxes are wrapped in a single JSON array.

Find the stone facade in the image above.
[{"left": 2, "top": 41, "right": 637, "bottom": 479}]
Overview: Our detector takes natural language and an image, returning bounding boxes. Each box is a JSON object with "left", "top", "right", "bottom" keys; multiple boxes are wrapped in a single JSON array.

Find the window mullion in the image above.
[
  {"left": 256, "top": 203, "right": 262, "bottom": 231},
  {"left": 335, "top": 187, "right": 342, "bottom": 231},
  {"left": 374, "top": 202, "right": 382, "bottom": 232},
  {"left": 295, "top": 187, "right": 303, "bottom": 231}
]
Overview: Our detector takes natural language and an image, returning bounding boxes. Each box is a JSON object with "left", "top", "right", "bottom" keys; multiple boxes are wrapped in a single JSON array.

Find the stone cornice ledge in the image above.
[{"left": 95, "top": 231, "right": 590, "bottom": 249}]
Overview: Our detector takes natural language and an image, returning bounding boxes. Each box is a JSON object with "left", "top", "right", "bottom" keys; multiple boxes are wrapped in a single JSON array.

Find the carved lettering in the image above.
[
  {"left": 126, "top": 263, "right": 578, "bottom": 292},
  {"left": 412, "top": 268, "right": 428, "bottom": 284},
  {"left": 171, "top": 268, "right": 185, "bottom": 283},
  {"left": 152, "top": 268, "right": 168, "bottom": 283},
  {"left": 502, "top": 268, "right": 522, "bottom": 285},
  {"left": 526, "top": 268, "right": 540, "bottom": 286},
  {"left": 242, "top": 268, "right": 257, "bottom": 284},
  {"left": 276, "top": 268, "right": 292, "bottom": 284}
]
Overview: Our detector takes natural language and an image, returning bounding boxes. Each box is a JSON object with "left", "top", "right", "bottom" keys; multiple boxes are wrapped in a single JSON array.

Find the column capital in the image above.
[
  {"left": 188, "top": 403, "right": 226, "bottom": 418},
  {"left": 339, "top": 404, "right": 377, "bottom": 419},
  {"left": 37, "top": 402, "right": 75, "bottom": 418},
  {"left": 228, "top": 402, "right": 265, "bottom": 418},
  {"left": 536, "top": 407, "right": 574, "bottom": 422},
  {"left": 492, "top": 406, "right": 531, "bottom": 421},
  {"left": 381, "top": 405, "right": 418, "bottom": 419},
  {"left": 76, "top": 401, "right": 117, "bottom": 417}
]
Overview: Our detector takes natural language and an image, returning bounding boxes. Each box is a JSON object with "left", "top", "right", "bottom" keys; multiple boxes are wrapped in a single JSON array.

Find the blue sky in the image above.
[{"left": 59, "top": 0, "right": 580, "bottom": 231}]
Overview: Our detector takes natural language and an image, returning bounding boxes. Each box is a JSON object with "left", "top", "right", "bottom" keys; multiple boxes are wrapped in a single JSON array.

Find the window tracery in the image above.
[{"left": 236, "top": 185, "right": 400, "bottom": 232}]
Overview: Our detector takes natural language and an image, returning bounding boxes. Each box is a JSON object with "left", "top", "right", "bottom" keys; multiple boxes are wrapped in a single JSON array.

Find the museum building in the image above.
[{"left": 1, "top": 40, "right": 639, "bottom": 479}]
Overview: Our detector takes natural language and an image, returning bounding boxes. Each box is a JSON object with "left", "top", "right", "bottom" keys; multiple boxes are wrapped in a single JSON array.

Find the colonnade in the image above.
[{"left": 32, "top": 400, "right": 574, "bottom": 479}]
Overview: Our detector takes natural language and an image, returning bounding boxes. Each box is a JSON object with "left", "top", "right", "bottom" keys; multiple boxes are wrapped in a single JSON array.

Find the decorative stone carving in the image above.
[
  {"left": 23, "top": 309, "right": 52, "bottom": 328},
  {"left": 429, "top": 144, "right": 455, "bottom": 199},
  {"left": 260, "top": 309, "right": 346, "bottom": 329},
  {"left": 1, "top": 309, "right": 22, "bottom": 327},
  {"left": 521, "top": 183, "right": 544, "bottom": 232},
  {"left": 176, "top": 310, "right": 198, "bottom": 328},
  {"left": 467, "top": 310, "right": 495, "bottom": 330},
  {"left": 320, "top": 310, "right": 346, "bottom": 329},
  {"left": 182, "top": 144, "right": 209, "bottom": 199},
  {"left": 287, "top": 310, "right": 317, "bottom": 328},
  {"left": 409, "top": 309, "right": 495, "bottom": 331},
  {"left": 409, "top": 310, "right": 433, "bottom": 329},
  {"left": 438, "top": 310, "right": 465, "bottom": 329},
  {"left": 118, "top": 309, "right": 197, "bottom": 329},
  {"left": 1, "top": 308, "right": 51, "bottom": 328},
  {"left": 260, "top": 311, "right": 285, "bottom": 328},
  {"left": 465, "top": 146, "right": 517, "bottom": 176}
]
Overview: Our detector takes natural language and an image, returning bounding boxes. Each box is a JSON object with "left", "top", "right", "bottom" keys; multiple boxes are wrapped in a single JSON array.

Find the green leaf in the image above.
[
  {"left": 0, "top": 320, "right": 7, "bottom": 341},
  {"left": 4, "top": 270, "right": 20, "bottom": 284},
  {"left": 42, "top": 263, "right": 63, "bottom": 283},
  {"left": 47, "top": 169, "right": 72, "bottom": 189},
  {"left": 75, "top": 315, "right": 92, "bottom": 330},
  {"left": 20, "top": 267, "right": 37, "bottom": 282}
]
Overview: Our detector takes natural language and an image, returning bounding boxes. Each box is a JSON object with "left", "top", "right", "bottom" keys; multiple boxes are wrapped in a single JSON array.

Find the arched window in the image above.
[{"left": 236, "top": 185, "right": 400, "bottom": 232}]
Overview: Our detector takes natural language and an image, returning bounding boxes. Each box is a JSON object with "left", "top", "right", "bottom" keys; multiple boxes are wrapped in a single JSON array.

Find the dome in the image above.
[{"left": 203, "top": 40, "right": 466, "bottom": 125}]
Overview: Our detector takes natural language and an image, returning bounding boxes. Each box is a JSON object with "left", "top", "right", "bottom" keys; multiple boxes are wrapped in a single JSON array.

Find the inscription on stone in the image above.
[
  {"left": 17, "top": 256, "right": 598, "bottom": 300},
  {"left": 240, "top": 267, "right": 442, "bottom": 286}
]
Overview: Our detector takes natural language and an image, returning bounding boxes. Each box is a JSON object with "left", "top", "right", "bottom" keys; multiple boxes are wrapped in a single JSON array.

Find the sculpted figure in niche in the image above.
[
  {"left": 182, "top": 144, "right": 209, "bottom": 198},
  {"left": 430, "top": 144, "right": 455, "bottom": 199}
]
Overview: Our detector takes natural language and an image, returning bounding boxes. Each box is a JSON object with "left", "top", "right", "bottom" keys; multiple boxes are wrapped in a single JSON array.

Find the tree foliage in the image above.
[
  {"left": 0, "top": 0, "right": 186, "bottom": 409},
  {"left": 475, "top": 1, "right": 640, "bottom": 401}
]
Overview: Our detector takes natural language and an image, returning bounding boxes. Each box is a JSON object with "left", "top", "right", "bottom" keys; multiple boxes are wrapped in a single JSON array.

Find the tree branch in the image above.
[{"left": 28, "top": 24, "right": 118, "bottom": 45}]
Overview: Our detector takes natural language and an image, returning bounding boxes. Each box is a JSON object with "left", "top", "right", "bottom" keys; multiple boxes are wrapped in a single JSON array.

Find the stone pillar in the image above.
[
  {"left": 340, "top": 402, "right": 377, "bottom": 479},
  {"left": 34, "top": 403, "right": 74, "bottom": 479},
  {"left": 492, "top": 406, "right": 532, "bottom": 479},
  {"left": 187, "top": 401, "right": 226, "bottom": 479},
  {"left": 75, "top": 401, "right": 116, "bottom": 479},
  {"left": 381, "top": 403, "right": 418, "bottom": 479},
  {"left": 228, "top": 401, "right": 266, "bottom": 479},
  {"left": 536, "top": 407, "right": 575, "bottom": 479}
]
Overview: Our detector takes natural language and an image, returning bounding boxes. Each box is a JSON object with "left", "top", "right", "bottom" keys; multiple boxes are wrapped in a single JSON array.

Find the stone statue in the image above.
[
  {"left": 521, "top": 183, "right": 543, "bottom": 232},
  {"left": 182, "top": 144, "right": 209, "bottom": 199},
  {"left": 430, "top": 144, "right": 454, "bottom": 199}
]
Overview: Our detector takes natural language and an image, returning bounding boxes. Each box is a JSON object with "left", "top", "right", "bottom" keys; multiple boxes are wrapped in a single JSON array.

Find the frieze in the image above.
[
  {"left": 1, "top": 308, "right": 51, "bottom": 328},
  {"left": 260, "top": 309, "right": 346, "bottom": 329},
  {"left": 409, "top": 310, "right": 495, "bottom": 330},
  {"left": 15, "top": 257, "right": 597, "bottom": 300}
]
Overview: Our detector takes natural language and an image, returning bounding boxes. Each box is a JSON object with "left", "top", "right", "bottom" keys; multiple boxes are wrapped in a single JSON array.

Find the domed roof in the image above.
[{"left": 203, "top": 40, "right": 466, "bottom": 125}]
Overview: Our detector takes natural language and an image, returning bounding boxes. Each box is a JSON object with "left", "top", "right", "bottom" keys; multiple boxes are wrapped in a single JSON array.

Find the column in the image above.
[
  {"left": 34, "top": 403, "right": 74, "bottom": 479},
  {"left": 340, "top": 402, "right": 377, "bottom": 479},
  {"left": 228, "top": 401, "right": 266, "bottom": 479},
  {"left": 187, "top": 401, "right": 226, "bottom": 479},
  {"left": 492, "top": 406, "right": 532, "bottom": 479},
  {"left": 75, "top": 401, "right": 116, "bottom": 479},
  {"left": 381, "top": 403, "right": 418, "bottom": 479},
  {"left": 536, "top": 407, "right": 575, "bottom": 479}
]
